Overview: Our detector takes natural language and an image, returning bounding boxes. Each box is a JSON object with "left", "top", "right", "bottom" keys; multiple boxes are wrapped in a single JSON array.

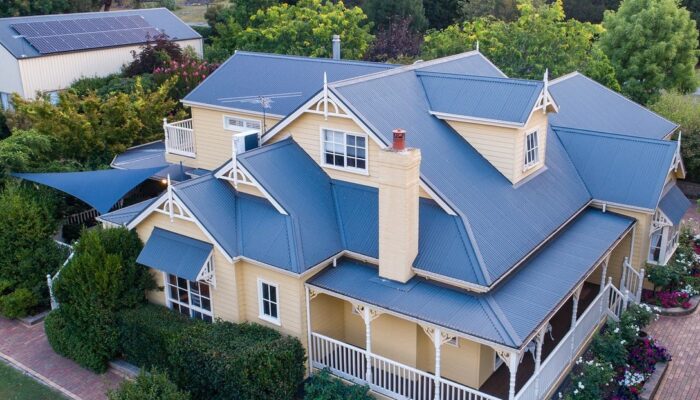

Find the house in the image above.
[
  {"left": 0, "top": 8, "right": 202, "bottom": 108},
  {"left": 99, "top": 50, "right": 690, "bottom": 400}
]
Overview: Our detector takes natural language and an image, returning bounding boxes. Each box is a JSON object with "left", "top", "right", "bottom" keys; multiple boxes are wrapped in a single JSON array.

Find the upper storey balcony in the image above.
[{"left": 163, "top": 118, "right": 196, "bottom": 158}]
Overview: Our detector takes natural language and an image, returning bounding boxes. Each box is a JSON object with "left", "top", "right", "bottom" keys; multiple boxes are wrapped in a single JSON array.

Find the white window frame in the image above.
[
  {"left": 523, "top": 130, "right": 540, "bottom": 170},
  {"left": 223, "top": 115, "right": 262, "bottom": 133},
  {"left": 319, "top": 127, "right": 368, "bottom": 175},
  {"left": 257, "top": 278, "right": 281, "bottom": 325},
  {"left": 164, "top": 272, "right": 214, "bottom": 322},
  {"left": 648, "top": 223, "right": 681, "bottom": 266}
]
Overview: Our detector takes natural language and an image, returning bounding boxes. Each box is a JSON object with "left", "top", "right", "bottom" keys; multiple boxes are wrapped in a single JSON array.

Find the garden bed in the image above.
[{"left": 643, "top": 292, "right": 700, "bottom": 316}]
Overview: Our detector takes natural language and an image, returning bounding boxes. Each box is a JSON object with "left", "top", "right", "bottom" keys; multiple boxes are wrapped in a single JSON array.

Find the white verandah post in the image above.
[
  {"left": 506, "top": 351, "right": 519, "bottom": 400},
  {"left": 533, "top": 327, "right": 546, "bottom": 398},
  {"left": 305, "top": 286, "right": 315, "bottom": 377},
  {"left": 637, "top": 268, "right": 645, "bottom": 303},
  {"left": 433, "top": 328, "right": 442, "bottom": 400},
  {"left": 599, "top": 258, "right": 609, "bottom": 294},
  {"left": 363, "top": 307, "right": 373, "bottom": 385},
  {"left": 570, "top": 284, "right": 582, "bottom": 359}
]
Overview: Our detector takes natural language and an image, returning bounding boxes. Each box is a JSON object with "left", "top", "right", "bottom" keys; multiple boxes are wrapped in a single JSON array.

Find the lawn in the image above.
[{"left": 0, "top": 362, "right": 66, "bottom": 400}]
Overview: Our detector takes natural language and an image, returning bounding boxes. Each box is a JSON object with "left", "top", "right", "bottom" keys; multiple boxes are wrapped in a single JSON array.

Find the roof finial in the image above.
[
  {"left": 166, "top": 174, "right": 174, "bottom": 222},
  {"left": 475, "top": 40, "right": 480, "bottom": 53},
  {"left": 323, "top": 71, "right": 329, "bottom": 120},
  {"left": 542, "top": 69, "right": 550, "bottom": 114}
]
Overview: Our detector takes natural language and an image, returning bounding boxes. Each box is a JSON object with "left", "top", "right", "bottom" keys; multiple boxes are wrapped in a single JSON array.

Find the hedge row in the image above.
[{"left": 116, "top": 305, "right": 306, "bottom": 400}]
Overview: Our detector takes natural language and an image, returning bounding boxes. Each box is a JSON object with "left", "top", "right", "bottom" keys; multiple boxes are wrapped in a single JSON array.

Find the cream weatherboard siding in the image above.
[
  {"left": 168, "top": 105, "right": 281, "bottom": 170},
  {"left": 445, "top": 110, "right": 548, "bottom": 184},
  {"left": 15, "top": 38, "right": 202, "bottom": 99},
  {"left": 0, "top": 44, "right": 23, "bottom": 97}
]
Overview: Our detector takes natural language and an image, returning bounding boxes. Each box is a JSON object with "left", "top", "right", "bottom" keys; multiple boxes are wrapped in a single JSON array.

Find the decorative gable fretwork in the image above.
[
  {"left": 305, "top": 72, "right": 350, "bottom": 120},
  {"left": 217, "top": 162, "right": 255, "bottom": 187},
  {"left": 154, "top": 177, "right": 194, "bottom": 223},
  {"left": 652, "top": 209, "right": 672, "bottom": 231},
  {"left": 196, "top": 254, "right": 216, "bottom": 287}
]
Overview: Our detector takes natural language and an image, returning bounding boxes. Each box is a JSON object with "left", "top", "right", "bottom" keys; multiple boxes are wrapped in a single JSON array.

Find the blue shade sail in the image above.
[
  {"left": 659, "top": 185, "right": 691, "bottom": 225},
  {"left": 137, "top": 227, "right": 213, "bottom": 281},
  {"left": 13, "top": 166, "right": 164, "bottom": 214}
]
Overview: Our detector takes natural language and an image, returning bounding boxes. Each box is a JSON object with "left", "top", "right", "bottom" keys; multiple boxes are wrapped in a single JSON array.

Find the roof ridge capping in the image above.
[
  {"left": 553, "top": 125, "right": 680, "bottom": 146},
  {"left": 329, "top": 50, "right": 483, "bottom": 88},
  {"left": 415, "top": 70, "right": 541, "bottom": 86},
  {"left": 232, "top": 50, "right": 395, "bottom": 68}
]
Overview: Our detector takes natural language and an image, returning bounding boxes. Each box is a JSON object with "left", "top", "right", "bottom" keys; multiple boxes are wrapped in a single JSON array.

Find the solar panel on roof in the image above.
[{"left": 11, "top": 15, "right": 159, "bottom": 55}]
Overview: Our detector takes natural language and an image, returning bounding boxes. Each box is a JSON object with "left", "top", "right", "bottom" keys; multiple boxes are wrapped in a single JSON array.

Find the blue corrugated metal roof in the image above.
[
  {"left": 111, "top": 141, "right": 191, "bottom": 182},
  {"left": 184, "top": 51, "right": 396, "bottom": 116},
  {"left": 332, "top": 69, "right": 591, "bottom": 286},
  {"left": 331, "top": 180, "right": 379, "bottom": 258},
  {"left": 415, "top": 52, "right": 507, "bottom": 77},
  {"left": 137, "top": 227, "right": 213, "bottom": 281},
  {"left": 0, "top": 8, "right": 201, "bottom": 59},
  {"left": 417, "top": 71, "right": 543, "bottom": 125},
  {"left": 98, "top": 198, "right": 156, "bottom": 226},
  {"left": 549, "top": 73, "right": 677, "bottom": 139},
  {"left": 309, "top": 208, "right": 634, "bottom": 348},
  {"left": 555, "top": 127, "right": 678, "bottom": 210},
  {"left": 659, "top": 185, "right": 691, "bottom": 225},
  {"left": 238, "top": 138, "right": 343, "bottom": 268}
]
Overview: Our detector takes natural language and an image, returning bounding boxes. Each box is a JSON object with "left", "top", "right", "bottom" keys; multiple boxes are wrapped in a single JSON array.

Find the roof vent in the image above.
[
  {"left": 332, "top": 34, "right": 341, "bottom": 60},
  {"left": 392, "top": 129, "right": 406, "bottom": 151}
]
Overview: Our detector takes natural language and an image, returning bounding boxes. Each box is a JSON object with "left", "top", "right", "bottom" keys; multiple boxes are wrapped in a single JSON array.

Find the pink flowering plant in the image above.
[{"left": 154, "top": 54, "right": 219, "bottom": 100}]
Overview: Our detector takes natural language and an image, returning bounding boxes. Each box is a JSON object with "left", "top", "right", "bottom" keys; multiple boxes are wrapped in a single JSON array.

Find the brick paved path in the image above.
[
  {"left": 0, "top": 317, "right": 124, "bottom": 400},
  {"left": 646, "top": 308, "right": 700, "bottom": 400}
]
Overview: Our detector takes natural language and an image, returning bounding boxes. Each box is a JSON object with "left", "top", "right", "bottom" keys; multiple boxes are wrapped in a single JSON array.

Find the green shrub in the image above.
[
  {"left": 591, "top": 321, "right": 628, "bottom": 368},
  {"left": 45, "top": 228, "right": 154, "bottom": 373},
  {"left": 304, "top": 369, "right": 372, "bottom": 400},
  {"left": 562, "top": 359, "right": 615, "bottom": 400},
  {"left": 116, "top": 305, "right": 305, "bottom": 400},
  {"left": 108, "top": 370, "right": 189, "bottom": 400},
  {"left": 0, "top": 288, "right": 39, "bottom": 318},
  {"left": 45, "top": 308, "right": 108, "bottom": 372},
  {"left": 117, "top": 305, "right": 191, "bottom": 369},
  {"left": 70, "top": 74, "right": 158, "bottom": 99}
]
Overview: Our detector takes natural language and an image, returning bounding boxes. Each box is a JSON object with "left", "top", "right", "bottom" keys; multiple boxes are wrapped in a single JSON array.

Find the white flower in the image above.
[
  {"left": 578, "top": 381, "right": 585, "bottom": 390},
  {"left": 573, "top": 389, "right": 579, "bottom": 395},
  {"left": 614, "top": 327, "right": 620, "bottom": 333}
]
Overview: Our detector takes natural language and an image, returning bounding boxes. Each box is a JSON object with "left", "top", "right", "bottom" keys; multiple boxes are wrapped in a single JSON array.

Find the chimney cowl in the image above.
[{"left": 392, "top": 128, "right": 406, "bottom": 151}]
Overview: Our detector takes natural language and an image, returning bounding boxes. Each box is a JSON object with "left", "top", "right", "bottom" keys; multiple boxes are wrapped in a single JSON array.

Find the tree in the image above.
[
  {"left": 46, "top": 227, "right": 154, "bottom": 372},
  {"left": 422, "top": 0, "right": 620, "bottom": 90},
  {"left": 123, "top": 34, "right": 184, "bottom": 78},
  {"left": 0, "top": 182, "right": 64, "bottom": 316},
  {"left": 205, "top": 0, "right": 280, "bottom": 30},
  {"left": 600, "top": 0, "right": 699, "bottom": 104},
  {"left": 0, "top": 0, "right": 108, "bottom": 17},
  {"left": 650, "top": 92, "right": 700, "bottom": 182},
  {"left": 458, "top": 0, "right": 518, "bottom": 21},
  {"left": 366, "top": 17, "right": 423, "bottom": 62},
  {"left": 423, "top": 0, "right": 459, "bottom": 29},
  {"left": 562, "top": 0, "right": 620, "bottom": 23},
  {"left": 681, "top": 0, "right": 700, "bottom": 30},
  {"left": 210, "top": 0, "right": 374, "bottom": 61},
  {"left": 363, "top": 0, "right": 428, "bottom": 32}
]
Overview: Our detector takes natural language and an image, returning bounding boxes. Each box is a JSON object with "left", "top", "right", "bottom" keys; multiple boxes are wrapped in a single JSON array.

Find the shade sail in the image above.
[
  {"left": 137, "top": 227, "right": 213, "bottom": 281},
  {"left": 13, "top": 166, "right": 164, "bottom": 214}
]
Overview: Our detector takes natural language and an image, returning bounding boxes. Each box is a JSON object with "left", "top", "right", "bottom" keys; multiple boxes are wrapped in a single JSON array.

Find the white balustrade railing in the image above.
[
  {"left": 516, "top": 283, "right": 628, "bottom": 400},
  {"left": 620, "top": 258, "right": 644, "bottom": 303},
  {"left": 310, "top": 332, "right": 498, "bottom": 400},
  {"left": 163, "top": 118, "right": 195, "bottom": 157}
]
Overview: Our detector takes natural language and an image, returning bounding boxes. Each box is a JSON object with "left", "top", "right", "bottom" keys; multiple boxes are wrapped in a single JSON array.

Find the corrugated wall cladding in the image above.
[
  {"left": 334, "top": 70, "right": 591, "bottom": 285},
  {"left": 659, "top": 184, "right": 691, "bottom": 225},
  {"left": 332, "top": 180, "right": 379, "bottom": 258},
  {"left": 555, "top": 127, "right": 678, "bottom": 210},
  {"left": 310, "top": 208, "right": 634, "bottom": 349},
  {"left": 238, "top": 138, "right": 343, "bottom": 268},
  {"left": 417, "top": 71, "right": 543, "bottom": 124},
  {"left": 184, "top": 51, "right": 395, "bottom": 115},
  {"left": 549, "top": 73, "right": 677, "bottom": 139}
]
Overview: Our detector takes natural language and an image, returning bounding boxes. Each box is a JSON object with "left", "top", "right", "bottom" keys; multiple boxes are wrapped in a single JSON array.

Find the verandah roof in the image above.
[{"left": 12, "top": 167, "right": 164, "bottom": 214}]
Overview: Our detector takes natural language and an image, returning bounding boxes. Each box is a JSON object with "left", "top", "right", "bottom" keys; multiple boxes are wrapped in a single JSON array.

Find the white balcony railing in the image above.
[
  {"left": 515, "top": 282, "right": 627, "bottom": 400},
  {"left": 310, "top": 332, "right": 499, "bottom": 400},
  {"left": 163, "top": 118, "right": 195, "bottom": 157}
]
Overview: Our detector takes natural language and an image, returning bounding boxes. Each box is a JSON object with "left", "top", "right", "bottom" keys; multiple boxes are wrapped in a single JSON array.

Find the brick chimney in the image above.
[{"left": 377, "top": 129, "right": 421, "bottom": 283}]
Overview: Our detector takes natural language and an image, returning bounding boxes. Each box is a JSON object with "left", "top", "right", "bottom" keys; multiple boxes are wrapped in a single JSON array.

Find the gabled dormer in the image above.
[{"left": 417, "top": 71, "right": 558, "bottom": 185}]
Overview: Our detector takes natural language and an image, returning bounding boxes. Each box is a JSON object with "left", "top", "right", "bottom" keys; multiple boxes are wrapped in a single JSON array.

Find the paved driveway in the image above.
[{"left": 0, "top": 317, "right": 123, "bottom": 400}]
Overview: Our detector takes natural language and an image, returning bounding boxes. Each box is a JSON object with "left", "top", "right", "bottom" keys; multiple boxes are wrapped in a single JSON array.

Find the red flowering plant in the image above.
[{"left": 153, "top": 54, "right": 219, "bottom": 100}]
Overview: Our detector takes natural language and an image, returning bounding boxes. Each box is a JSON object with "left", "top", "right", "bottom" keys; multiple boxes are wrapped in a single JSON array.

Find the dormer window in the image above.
[
  {"left": 524, "top": 130, "right": 539, "bottom": 170},
  {"left": 322, "top": 129, "right": 367, "bottom": 172}
]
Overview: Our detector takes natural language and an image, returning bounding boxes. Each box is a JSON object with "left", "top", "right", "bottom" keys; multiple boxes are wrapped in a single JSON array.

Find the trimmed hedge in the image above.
[
  {"left": 117, "top": 305, "right": 306, "bottom": 400},
  {"left": 304, "top": 369, "right": 372, "bottom": 400},
  {"left": 45, "top": 308, "right": 111, "bottom": 372},
  {"left": 108, "top": 370, "right": 189, "bottom": 400}
]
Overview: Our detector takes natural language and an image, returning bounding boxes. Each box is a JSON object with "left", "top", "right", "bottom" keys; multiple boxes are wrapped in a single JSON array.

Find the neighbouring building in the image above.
[
  {"left": 99, "top": 50, "right": 690, "bottom": 400},
  {"left": 0, "top": 8, "right": 202, "bottom": 108}
]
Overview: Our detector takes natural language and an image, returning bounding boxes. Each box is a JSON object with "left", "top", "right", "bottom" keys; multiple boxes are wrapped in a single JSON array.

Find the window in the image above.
[
  {"left": 648, "top": 229, "right": 663, "bottom": 263},
  {"left": 524, "top": 130, "right": 539, "bottom": 169},
  {"left": 258, "top": 279, "right": 280, "bottom": 324},
  {"left": 322, "top": 129, "right": 367, "bottom": 171},
  {"left": 47, "top": 91, "right": 60, "bottom": 105},
  {"left": 648, "top": 224, "right": 681, "bottom": 265},
  {"left": 166, "top": 274, "right": 213, "bottom": 322},
  {"left": 224, "top": 116, "right": 261, "bottom": 132},
  {"left": 0, "top": 93, "right": 9, "bottom": 110}
]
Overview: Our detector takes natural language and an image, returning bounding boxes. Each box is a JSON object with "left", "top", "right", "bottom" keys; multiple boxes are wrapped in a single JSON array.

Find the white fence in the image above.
[
  {"left": 515, "top": 282, "right": 628, "bottom": 400},
  {"left": 163, "top": 118, "right": 195, "bottom": 157},
  {"left": 47, "top": 241, "right": 75, "bottom": 310},
  {"left": 310, "top": 332, "right": 499, "bottom": 400},
  {"left": 620, "top": 257, "right": 645, "bottom": 303}
]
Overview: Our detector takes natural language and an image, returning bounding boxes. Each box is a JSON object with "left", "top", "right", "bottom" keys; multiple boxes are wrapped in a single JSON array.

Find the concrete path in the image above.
[
  {"left": 647, "top": 307, "right": 700, "bottom": 400},
  {"left": 0, "top": 317, "right": 124, "bottom": 400}
]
